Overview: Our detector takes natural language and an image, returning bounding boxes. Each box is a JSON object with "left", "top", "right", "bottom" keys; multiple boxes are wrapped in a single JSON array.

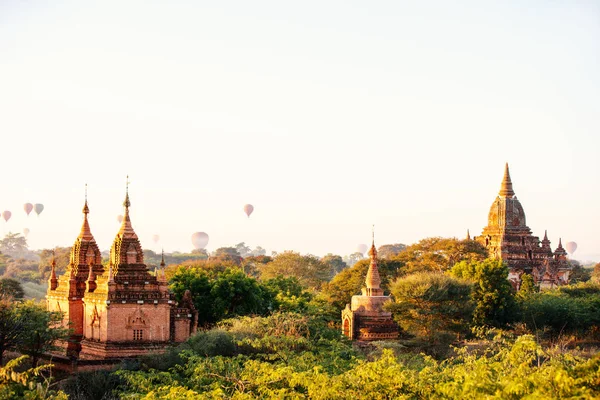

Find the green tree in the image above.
[
  {"left": 342, "top": 252, "right": 364, "bottom": 267},
  {"left": 210, "top": 269, "right": 273, "bottom": 318},
  {"left": 234, "top": 242, "right": 252, "bottom": 258},
  {"left": 517, "top": 273, "right": 538, "bottom": 299},
  {"left": 170, "top": 267, "right": 273, "bottom": 326},
  {"left": 321, "top": 253, "right": 347, "bottom": 275},
  {"left": 0, "top": 232, "right": 30, "bottom": 259},
  {"left": 0, "top": 278, "right": 24, "bottom": 299},
  {"left": 568, "top": 260, "right": 591, "bottom": 283},
  {"left": 37, "top": 247, "right": 71, "bottom": 282},
  {"left": 0, "top": 299, "right": 69, "bottom": 365},
  {"left": 16, "top": 301, "right": 70, "bottom": 367},
  {"left": 211, "top": 247, "right": 242, "bottom": 265},
  {"left": 451, "top": 259, "right": 516, "bottom": 326},
  {"left": 386, "top": 272, "right": 473, "bottom": 344},
  {"left": 241, "top": 255, "right": 272, "bottom": 278},
  {"left": 392, "top": 237, "right": 487, "bottom": 274},
  {"left": 170, "top": 266, "right": 214, "bottom": 325},
  {"left": 263, "top": 276, "right": 312, "bottom": 312},
  {"left": 377, "top": 243, "right": 407, "bottom": 259},
  {"left": 260, "top": 251, "right": 334, "bottom": 289}
]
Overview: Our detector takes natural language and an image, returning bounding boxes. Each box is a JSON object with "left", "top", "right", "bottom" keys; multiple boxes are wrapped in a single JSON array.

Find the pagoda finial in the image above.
[
  {"left": 366, "top": 226, "right": 381, "bottom": 291},
  {"left": 117, "top": 175, "right": 137, "bottom": 238},
  {"left": 79, "top": 184, "right": 93, "bottom": 240},
  {"left": 499, "top": 163, "right": 515, "bottom": 198},
  {"left": 124, "top": 175, "right": 131, "bottom": 209},
  {"left": 160, "top": 248, "right": 166, "bottom": 268},
  {"left": 466, "top": 229, "right": 471, "bottom": 240}
]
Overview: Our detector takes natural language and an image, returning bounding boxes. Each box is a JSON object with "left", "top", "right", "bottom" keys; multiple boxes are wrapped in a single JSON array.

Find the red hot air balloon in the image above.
[
  {"left": 24, "top": 203, "right": 33, "bottom": 216},
  {"left": 243, "top": 204, "right": 254, "bottom": 218},
  {"left": 565, "top": 241, "right": 577, "bottom": 255},
  {"left": 191, "top": 232, "right": 209, "bottom": 249},
  {"left": 152, "top": 234, "right": 160, "bottom": 244},
  {"left": 2, "top": 211, "right": 12, "bottom": 222},
  {"left": 117, "top": 215, "right": 123, "bottom": 223},
  {"left": 34, "top": 203, "right": 44, "bottom": 216},
  {"left": 356, "top": 244, "right": 368, "bottom": 255}
]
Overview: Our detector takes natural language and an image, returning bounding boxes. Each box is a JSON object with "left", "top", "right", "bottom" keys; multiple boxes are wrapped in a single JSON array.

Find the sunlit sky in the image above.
[{"left": 1, "top": 1, "right": 599, "bottom": 261}]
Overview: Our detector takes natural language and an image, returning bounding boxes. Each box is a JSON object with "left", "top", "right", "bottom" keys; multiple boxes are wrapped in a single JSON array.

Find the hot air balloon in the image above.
[
  {"left": 243, "top": 204, "right": 254, "bottom": 218},
  {"left": 24, "top": 203, "right": 33, "bottom": 216},
  {"left": 356, "top": 244, "right": 368, "bottom": 255},
  {"left": 34, "top": 203, "right": 44, "bottom": 216},
  {"left": 2, "top": 211, "right": 11, "bottom": 222},
  {"left": 117, "top": 215, "right": 123, "bottom": 223},
  {"left": 191, "top": 232, "right": 209, "bottom": 249},
  {"left": 23, "top": 228, "right": 30, "bottom": 237},
  {"left": 152, "top": 234, "right": 160, "bottom": 244},
  {"left": 566, "top": 241, "right": 577, "bottom": 255}
]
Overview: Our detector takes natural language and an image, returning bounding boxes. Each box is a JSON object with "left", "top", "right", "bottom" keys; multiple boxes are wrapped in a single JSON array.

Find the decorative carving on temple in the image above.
[{"left": 475, "top": 164, "right": 572, "bottom": 289}]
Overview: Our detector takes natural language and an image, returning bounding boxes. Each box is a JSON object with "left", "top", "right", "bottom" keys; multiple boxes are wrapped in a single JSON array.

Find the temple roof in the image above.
[
  {"left": 117, "top": 183, "right": 139, "bottom": 240},
  {"left": 365, "top": 241, "right": 381, "bottom": 290},
  {"left": 499, "top": 163, "right": 515, "bottom": 198}
]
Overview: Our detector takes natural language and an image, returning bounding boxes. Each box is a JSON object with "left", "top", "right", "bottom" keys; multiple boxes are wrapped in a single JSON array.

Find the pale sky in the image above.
[{"left": 1, "top": 1, "right": 599, "bottom": 261}]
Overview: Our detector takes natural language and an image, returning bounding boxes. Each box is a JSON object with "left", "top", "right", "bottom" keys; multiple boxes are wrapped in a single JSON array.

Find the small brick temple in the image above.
[{"left": 341, "top": 236, "right": 399, "bottom": 341}]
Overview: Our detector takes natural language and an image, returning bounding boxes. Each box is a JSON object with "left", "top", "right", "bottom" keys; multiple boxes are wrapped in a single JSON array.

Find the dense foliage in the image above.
[{"left": 451, "top": 259, "right": 517, "bottom": 326}]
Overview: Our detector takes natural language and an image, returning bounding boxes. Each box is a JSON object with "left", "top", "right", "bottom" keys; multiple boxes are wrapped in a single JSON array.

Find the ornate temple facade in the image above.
[
  {"left": 46, "top": 187, "right": 197, "bottom": 360},
  {"left": 474, "top": 164, "right": 572, "bottom": 289},
  {"left": 342, "top": 239, "right": 398, "bottom": 341}
]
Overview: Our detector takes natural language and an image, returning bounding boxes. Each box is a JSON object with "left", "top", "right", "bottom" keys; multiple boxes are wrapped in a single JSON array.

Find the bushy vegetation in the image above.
[{"left": 2, "top": 235, "right": 600, "bottom": 399}]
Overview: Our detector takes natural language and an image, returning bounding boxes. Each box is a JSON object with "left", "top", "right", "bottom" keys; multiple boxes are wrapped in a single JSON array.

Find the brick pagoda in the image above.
[
  {"left": 47, "top": 184, "right": 197, "bottom": 360},
  {"left": 474, "top": 164, "right": 572, "bottom": 289},
  {"left": 342, "top": 236, "right": 398, "bottom": 341}
]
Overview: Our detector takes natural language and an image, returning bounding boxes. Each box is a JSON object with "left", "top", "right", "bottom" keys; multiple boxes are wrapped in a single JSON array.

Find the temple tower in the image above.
[
  {"left": 47, "top": 182, "right": 197, "bottom": 361},
  {"left": 342, "top": 232, "right": 398, "bottom": 341},
  {"left": 46, "top": 187, "right": 104, "bottom": 357},
  {"left": 475, "top": 164, "right": 572, "bottom": 288}
]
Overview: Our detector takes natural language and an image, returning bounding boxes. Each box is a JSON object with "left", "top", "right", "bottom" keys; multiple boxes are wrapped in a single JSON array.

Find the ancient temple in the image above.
[
  {"left": 474, "top": 164, "right": 572, "bottom": 289},
  {"left": 341, "top": 237, "right": 398, "bottom": 341},
  {"left": 46, "top": 185, "right": 197, "bottom": 360}
]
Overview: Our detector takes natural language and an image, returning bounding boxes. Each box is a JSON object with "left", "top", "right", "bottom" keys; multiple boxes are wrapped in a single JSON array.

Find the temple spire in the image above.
[
  {"left": 466, "top": 229, "right": 471, "bottom": 240},
  {"left": 79, "top": 184, "right": 93, "bottom": 240},
  {"left": 365, "top": 225, "right": 381, "bottom": 291},
  {"left": 118, "top": 175, "right": 138, "bottom": 239},
  {"left": 49, "top": 250, "right": 58, "bottom": 290},
  {"left": 498, "top": 163, "right": 515, "bottom": 198}
]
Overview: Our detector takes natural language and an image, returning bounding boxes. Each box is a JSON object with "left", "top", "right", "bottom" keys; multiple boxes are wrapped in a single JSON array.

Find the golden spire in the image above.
[
  {"left": 365, "top": 225, "right": 381, "bottom": 290},
  {"left": 79, "top": 184, "right": 94, "bottom": 240},
  {"left": 498, "top": 163, "right": 515, "bottom": 198},
  {"left": 118, "top": 175, "right": 138, "bottom": 239},
  {"left": 466, "top": 229, "right": 471, "bottom": 241}
]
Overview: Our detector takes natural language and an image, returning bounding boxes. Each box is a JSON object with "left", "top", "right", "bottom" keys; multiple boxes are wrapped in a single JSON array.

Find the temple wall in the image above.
[
  {"left": 351, "top": 295, "right": 391, "bottom": 313},
  {"left": 105, "top": 303, "right": 171, "bottom": 343},
  {"left": 173, "top": 318, "right": 192, "bottom": 343}
]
